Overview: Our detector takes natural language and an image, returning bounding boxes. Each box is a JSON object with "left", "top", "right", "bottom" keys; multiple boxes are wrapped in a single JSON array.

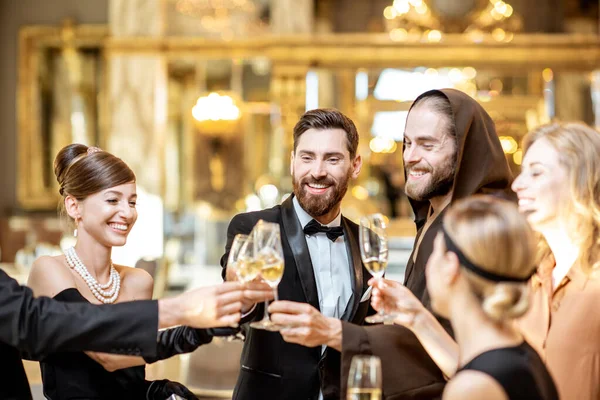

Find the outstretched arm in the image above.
[
  {"left": 371, "top": 278, "right": 458, "bottom": 378},
  {"left": 1, "top": 268, "right": 159, "bottom": 360},
  {"left": 2, "top": 266, "right": 244, "bottom": 361}
]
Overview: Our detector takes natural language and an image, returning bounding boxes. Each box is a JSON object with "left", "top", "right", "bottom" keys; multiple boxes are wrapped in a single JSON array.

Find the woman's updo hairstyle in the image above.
[
  {"left": 443, "top": 195, "right": 537, "bottom": 322},
  {"left": 54, "top": 144, "right": 135, "bottom": 216}
]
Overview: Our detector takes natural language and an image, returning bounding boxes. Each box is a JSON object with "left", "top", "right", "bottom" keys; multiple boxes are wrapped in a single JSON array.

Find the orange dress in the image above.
[{"left": 518, "top": 257, "right": 600, "bottom": 400}]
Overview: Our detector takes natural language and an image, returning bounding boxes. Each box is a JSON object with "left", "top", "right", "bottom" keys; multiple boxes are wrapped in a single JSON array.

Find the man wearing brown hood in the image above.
[{"left": 340, "top": 88, "right": 513, "bottom": 399}]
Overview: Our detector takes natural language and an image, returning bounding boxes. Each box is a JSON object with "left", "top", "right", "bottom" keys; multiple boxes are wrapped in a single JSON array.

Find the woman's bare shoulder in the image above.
[
  {"left": 27, "top": 255, "right": 77, "bottom": 298},
  {"left": 443, "top": 370, "right": 508, "bottom": 400},
  {"left": 115, "top": 264, "right": 154, "bottom": 300}
]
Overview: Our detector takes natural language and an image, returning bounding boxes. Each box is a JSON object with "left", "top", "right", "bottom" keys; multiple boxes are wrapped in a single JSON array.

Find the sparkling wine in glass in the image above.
[
  {"left": 235, "top": 235, "right": 263, "bottom": 283},
  {"left": 360, "top": 213, "right": 395, "bottom": 324},
  {"left": 346, "top": 355, "right": 382, "bottom": 400},
  {"left": 249, "top": 220, "right": 286, "bottom": 331},
  {"left": 229, "top": 234, "right": 249, "bottom": 281}
]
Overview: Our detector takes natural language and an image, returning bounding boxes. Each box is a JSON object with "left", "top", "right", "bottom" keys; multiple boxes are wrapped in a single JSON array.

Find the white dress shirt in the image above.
[
  {"left": 293, "top": 197, "right": 353, "bottom": 324},
  {"left": 293, "top": 197, "right": 354, "bottom": 400}
]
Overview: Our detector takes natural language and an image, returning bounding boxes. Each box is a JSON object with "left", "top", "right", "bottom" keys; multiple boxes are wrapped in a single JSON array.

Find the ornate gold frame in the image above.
[
  {"left": 18, "top": 26, "right": 600, "bottom": 209},
  {"left": 105, "top": 33, "right": 600, "bottom": 70}
]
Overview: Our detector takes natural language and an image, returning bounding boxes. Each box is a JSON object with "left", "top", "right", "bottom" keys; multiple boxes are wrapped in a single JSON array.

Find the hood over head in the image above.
[{"left": 404, "top": 88, "right": 513, "bottom": 225}]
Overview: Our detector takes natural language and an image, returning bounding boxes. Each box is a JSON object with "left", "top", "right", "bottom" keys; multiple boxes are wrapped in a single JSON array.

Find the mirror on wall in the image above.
[{"left": 18, "top": 22, "right": 108, "bottom": 209}]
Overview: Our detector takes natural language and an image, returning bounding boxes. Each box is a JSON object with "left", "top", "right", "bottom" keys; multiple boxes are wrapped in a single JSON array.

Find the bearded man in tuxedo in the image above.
[{"left": 222, "top": 108, "right": 376, "bottom": 400}]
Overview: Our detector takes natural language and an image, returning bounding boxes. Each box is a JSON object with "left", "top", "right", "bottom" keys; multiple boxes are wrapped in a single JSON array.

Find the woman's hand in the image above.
[
  {"left": 370, "top": 278, "right": 427, "bottom": 329},
  {"left": 146, "top": 379, "right": 198, "bottom": 400}
]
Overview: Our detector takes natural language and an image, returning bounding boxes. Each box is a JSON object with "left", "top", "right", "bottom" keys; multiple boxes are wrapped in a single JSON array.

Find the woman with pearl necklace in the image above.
[{"left": 26, "top": 144, "right": 253, "bottom": 400}]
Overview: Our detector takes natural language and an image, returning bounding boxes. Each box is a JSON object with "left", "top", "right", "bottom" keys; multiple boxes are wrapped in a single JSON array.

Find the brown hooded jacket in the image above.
[{"left": 340, "top": 89, "right": 513, "bottom": 400}]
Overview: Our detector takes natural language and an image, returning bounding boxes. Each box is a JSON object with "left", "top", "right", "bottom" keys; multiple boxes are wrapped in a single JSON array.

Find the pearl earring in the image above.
[{"left": 73, "top": 228, "right": 78, "bottom": 238}]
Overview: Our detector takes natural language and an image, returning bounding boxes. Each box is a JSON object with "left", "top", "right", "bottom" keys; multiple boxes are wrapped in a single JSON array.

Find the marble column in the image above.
[{"left": 107, "top": 0, "right": 167, "bottom": 196}]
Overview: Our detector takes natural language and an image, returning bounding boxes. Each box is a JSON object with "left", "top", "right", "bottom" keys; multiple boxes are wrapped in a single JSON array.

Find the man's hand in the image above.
[
  {"left": 370, "top": 278, "right": 427, "bottom": 328},
  {"left": 85, "top": 352, "right": 144, "bottom": 372},
  {"left": 269, "top": 301, "right": 342, "bottom": 351},
  {"left": 159, "top": 282, "right": 244, "bottom": 329}
]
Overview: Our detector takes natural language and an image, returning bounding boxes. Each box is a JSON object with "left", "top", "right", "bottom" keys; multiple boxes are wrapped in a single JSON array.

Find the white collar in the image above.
[{"left": 292, "top": 195, "right": 342, "bottom": 229}]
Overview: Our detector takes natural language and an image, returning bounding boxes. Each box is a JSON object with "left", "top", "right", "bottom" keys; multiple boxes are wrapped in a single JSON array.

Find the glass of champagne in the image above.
[
  {"left": 230, "top": 234, "right": 261, "bottom": 283},
  {"left": 347, "top": 355, "right": 382, "bottom": 400},
  {"left": 360, "top": 213, "right": 394, "bottom": 324},
  {"left": 249, "top": 220, "right": 285, "bottom": 331},
  {"left": 224, "top": 234, "right": 253, "bottom": 341}
]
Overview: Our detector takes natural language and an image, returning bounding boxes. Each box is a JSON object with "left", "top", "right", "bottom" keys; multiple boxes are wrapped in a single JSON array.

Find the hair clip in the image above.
[{"left": 87, "top": 146, "right": 102, "bottom": 155}]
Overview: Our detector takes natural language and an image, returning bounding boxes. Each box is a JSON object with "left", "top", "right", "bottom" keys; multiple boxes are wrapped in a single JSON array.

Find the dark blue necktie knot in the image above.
[{"left": 303, "top": 219, "right": 344, "bottom": 242}]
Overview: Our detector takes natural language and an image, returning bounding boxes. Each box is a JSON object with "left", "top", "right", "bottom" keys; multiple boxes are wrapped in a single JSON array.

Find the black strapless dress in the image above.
[
  {"left": 457, "top": 341, "right": 559, "bottom": 400},
  {"left": 40, "top": 288, "right": 147, "bottom": 400}
]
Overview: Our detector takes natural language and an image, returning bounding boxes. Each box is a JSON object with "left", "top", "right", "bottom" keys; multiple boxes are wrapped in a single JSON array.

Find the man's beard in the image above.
[
  {"left": 293, "top": 170, "right": 351, "bottom": 217},
  {"left": 405, "top": 153, "right": 457, "bottom": 202}
]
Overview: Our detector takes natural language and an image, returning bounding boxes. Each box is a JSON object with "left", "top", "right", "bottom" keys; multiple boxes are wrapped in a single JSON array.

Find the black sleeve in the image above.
[
  {"left": 143, "top": 326, "right": 212, "bottom": 364},
  {"left": 0, "top": 270, "right": 159, "bottom": 360}
]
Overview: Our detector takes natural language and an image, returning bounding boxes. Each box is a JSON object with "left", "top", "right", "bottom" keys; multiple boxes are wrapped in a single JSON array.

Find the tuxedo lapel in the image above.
[
  {"left": 280, "top": 196, "right": 320, "bottom": 311},
  {"left": 340, "top": 217, "right": 364, "bottom": 322}
]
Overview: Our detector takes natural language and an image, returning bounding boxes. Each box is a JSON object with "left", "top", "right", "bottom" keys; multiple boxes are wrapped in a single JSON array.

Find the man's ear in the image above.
[
  {"left": 290, "top": 150, "right": 295, "bottom": 176},
  {"left": 64, "top": 195, "right": 80, "bottom": 221},
  {"left": 351, "top": 154, "right": 363, "bottom": 179}
]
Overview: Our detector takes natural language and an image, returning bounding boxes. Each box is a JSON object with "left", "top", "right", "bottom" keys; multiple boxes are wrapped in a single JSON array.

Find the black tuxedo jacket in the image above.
[
  {"left": 221, "top": 196, "right": 375, "bottom": 400},
  {"left": 0, "top": 269, "right": 159, "bottom": 400}
]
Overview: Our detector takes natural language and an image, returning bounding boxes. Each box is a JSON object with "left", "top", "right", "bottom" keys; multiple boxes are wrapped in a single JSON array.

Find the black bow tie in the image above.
[{"left": 303, "top": 219, "right": 344, "bottom": 242}]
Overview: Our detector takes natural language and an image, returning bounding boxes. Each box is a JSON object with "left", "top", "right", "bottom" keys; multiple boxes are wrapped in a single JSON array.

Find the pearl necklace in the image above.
[{"left": 65, "top": 247, "right": 121, "bottom": 304}]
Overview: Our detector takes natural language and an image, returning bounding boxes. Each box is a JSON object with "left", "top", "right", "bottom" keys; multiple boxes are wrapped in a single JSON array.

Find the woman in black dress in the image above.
[
  {"left": 372, "top": 196, "right": 558, "bottom": 400},
  {"left": 26, "top": 144, "right": 260, "bottom": 400}
]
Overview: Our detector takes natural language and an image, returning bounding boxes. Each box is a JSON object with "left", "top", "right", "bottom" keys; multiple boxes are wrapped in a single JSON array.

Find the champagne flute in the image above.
[
  {"left": 231, "top": 234, "right": 261, "bottom": 283},
  {"left": 249, "top": 220, "right": 285, "bottom": 331},
  {"left": 346, "top": 355, "right": 382, "bottom": 400},
  {"left": 360, "top": 213, "right": 395, "bottom": 324},
  {"left": 224, "top": 234, "right": 253, "bottom": 341}
]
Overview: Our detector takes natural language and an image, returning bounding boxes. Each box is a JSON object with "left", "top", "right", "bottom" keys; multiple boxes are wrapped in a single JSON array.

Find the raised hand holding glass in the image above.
[{"left": 360, "top": 213, "right": 395, "bottom": 323}]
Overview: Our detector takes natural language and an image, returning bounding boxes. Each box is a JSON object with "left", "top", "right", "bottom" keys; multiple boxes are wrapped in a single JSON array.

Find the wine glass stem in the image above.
[
  {"left": 262, "top": 287, "right": 278, "bottom": 322},
  {"left": 377, "top": 277, "right": 385, "bottom": 316},
  {"left": 262, "top": 300, "right": 270, "bottom": 321}
]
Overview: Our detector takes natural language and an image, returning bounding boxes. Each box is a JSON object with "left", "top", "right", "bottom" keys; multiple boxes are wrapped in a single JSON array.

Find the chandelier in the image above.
[
  {"left": 174, "top": 0, "right": 268, "bottom": 38},
  {"left": 384, "top": 0, "right": 522, "bottom": 43},
  {"left": 192, "top": 92, "right": 242, "bottom": 138}
]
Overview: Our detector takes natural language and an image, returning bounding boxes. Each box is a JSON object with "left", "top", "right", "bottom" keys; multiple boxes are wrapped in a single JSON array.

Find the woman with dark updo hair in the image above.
[{"left": 28, "top": 144, "right": 200, "bottom": 399}]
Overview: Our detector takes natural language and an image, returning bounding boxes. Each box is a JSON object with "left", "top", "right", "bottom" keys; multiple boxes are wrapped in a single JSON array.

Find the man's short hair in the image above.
[{"left": 293, "top": 108, "right": 359, "bottom": 159}]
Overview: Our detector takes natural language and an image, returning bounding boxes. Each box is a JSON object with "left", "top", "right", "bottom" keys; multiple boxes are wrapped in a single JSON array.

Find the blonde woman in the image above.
[
  {"left": 372, "top": 196, "right": 558, "bottom": 400},
  {"left": 512, "top": 122, "right": 600, "bottom": 400}
]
